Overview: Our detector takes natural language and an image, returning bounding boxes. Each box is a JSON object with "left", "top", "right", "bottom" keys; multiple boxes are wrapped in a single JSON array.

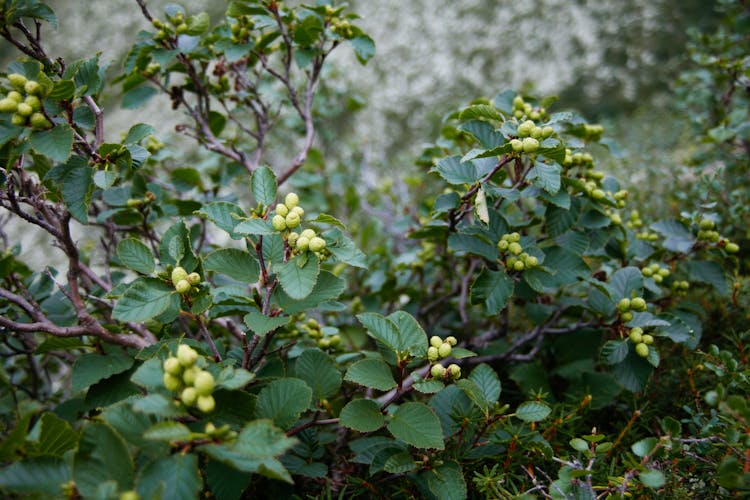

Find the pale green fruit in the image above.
[
  {"left": 171, "top": 266, "right": 188, "bottom": 284},
  {"left": 620, "top": 311, "right": 633, "bottom": 322},
  {"left": 517, "top": 120, "right": 535, "bottom": 137},
  {"left": 448, "top": 363, "right": 461, "bottom": 379},
  {"left": 291, "top": 206, "right": 304, "bottom": 217},
  {"left": 182, "top": 366, "right": 199, "bottom": 385},
  {"left": 508, "top": 232, "right": 521, "bottom": 243},
  {"left": 197, "top": 394, "right": 216, "bottom": 413},
  {"left": 285, "top": 211, "right": 301, "bottom": 229},
  {"left": 427, "top": 346, "right": 439, "bottom": 362},
  {"left": 438, "top": 342, "right": 452, "bottom": 358},
  {"left": 445, "top": 336, "right": 458, "bottom": 346},
  {"left": 726, "top": 242, "right": 739, "bottom": 253},
  {"left": 7, "top": 73, "right": 27, "bottom": 90},
  {"left": 309, "top": 236, "right": 326, "bottom": 252},
  {"left": 11, "top": 113, "right": 26, "bottom": 126},
  {"left": 628, "top": 328, "right": 643, "bottom": 344},
  {"left": 29, "top": 112, "right": 50, "bottom": 129},
  {"left": 300, "top": 229, "right": 316, "bottom": 240},
  {"left": 630, "top": 297, "right": 647, "bottom": 312},
  {"left": 119, "top": 491, "right": 140, "bottom": 500},
  {"left": 635, "top": 343, "right": 649, "bottom": 358},
  {"left": 497, "top": 239, "right": 509, "bottom": 251},
  {"left": 521, "top": 137, "right": 539, "bottom": 153},
  {"left": 430, "top": 335, "right": 443, "bottom": 348},
  {"left": 284, "top": 192, "right": 300, "bottom": 208},
  {"left": 177, "top": 344, "right": 198, "bottom": 367},
  {"left": 0, "top": 98, "right": 18, "bottom": 113},
  {"left": 7, "top": 91, "right": 22, "bottom": 103},
  {"left": 24, "top": 95, "right": 41, "bottom": 111},
  {"left": 275, "top": 203, "right": 289, "bottom": 217},
  {"left": 617, "top": 298, "right": 631, "bottom": 312},
  {"left": 194, "top": 370, "right": 215, "bottom": 396},
  {"left": 175, "top": 279, "right": 191, "bottom": 294},
  {"left": 523, "top": 255, "right": 538, "bottom": 268},
  {"left": 288, "top": 232, "right": 299, "bottom": 245},
  {"left": 513, "top": 260, "right": 525, "bottom": 271},
  {"left": 430, "top": 364, "right": 446, "bottom": 379},
  {"left": 181, "top": 387, "right": 198, "bottom": 406},
  {"left": 591, "top": 189, "right": 606, "bottom": 200},
  {"left": 510, "top": 138, "right": 523, "bottom": 152},
  {"left": 272, "top": 214, "right": 287, "bottom": 231},
  {"left": 296, "top": 236, "right": 310, "bottom": 251},
  {"left": 16, "top": 102, "right": 32, "bottom": 117},
  {"left": 163, "top": 356, "right": 182, "bottom": 375},
  {"left": 187, "top": 272, "right": 201, "bottom": 285},
  {"left": 163, "top": 373, "right": 181, "bottom": 391},
  {"left": 641, "top": 334, "right": 654, "bottom": 345},
  {"left": 508, "top": 242, "right": 523, "bottom": 255},
  {"left": 24, "top": 80, "right": 41, "bottom": 95}
]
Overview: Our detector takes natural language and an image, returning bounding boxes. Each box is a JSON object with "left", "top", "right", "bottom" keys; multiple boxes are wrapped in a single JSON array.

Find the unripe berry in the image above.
[
  {"left": 509, "top": 232, "right": 521, "bottom": 242},
  {"left": 517, "top": 120, "right": 535, "bottom": 137},
  {"left": 658, "top": 268, "right": 670, "bottom": 278},
  {"left": 177, "top": 344, "right": 198, "bottom": 367},
  {"left": 187, "top": 272, "right": 201, "bottom": 285},
  {"left": 726, "top": 242, "right": 739, "bottom": 253},
  {"left": 181, "top": 386, "right": 198, "bottom": 406},
  {"left": 318, "top": 337, "right": 330, "bottom": 348},
  {"left": 175, "top": 279, "right": 191, "bottom": 294},
  {"left": 445, "top": 336, "right": 458, "bottom": 346},
  {"left": 275, "top": 203, "right": 289, "bottom": 217},
  {"left": 16, "top": 103, "right": 32, "bottom": 117},
  {"left": 524, "top": 255, "right": 538, "bottom": 268},
  {"left": 438, "top": 342, "right": 452, "bottom": 359},
  {"left": 288, "top": 232, "right": 299, "bottom": 245},
  {"left": 272, "top": 214, "right": 287, "bottom": 231},
  {"left": 163, "top": 356, "right": 182, "bottom": 375},
  {"left": 0, "top": 98, "right": 18, "bottom": 113},
  {"left": 163, "top": 373, "right": 181, "bottom": 391},
  {"left": 699, "top": 218, "right": 714, "bottom": 230},
  {"left": 284, "top": 192, "right": 299, "bottom": 208},
  {"left": 641, "top": 334, "right": 654, "bottom": 345},
  {"left": 513, "top": 260, "right": 525, "bottom": 271},
  {"left": 300, "top": 229, "right": 316, "bottom": 240},
  {"left": 7, "top": 91, "right": 22, "bottom": 103},
  {"left": 171, "top": 266, "right": 188, "bottom": 284},
  {"left": 617, "top": 298, "right": 631, "bottom": 312},
  {"left": 497, "top": 239, "right": 509, "bottom": 251},
  {"left": 29, "top": 112, "right": 50, "bottom": 129},
  {"left": 430, "top": 335, "right": 443, "bottom": 348},
  {"left": 285, "top": 211, "right": 301, "bottom": 229},
  {"left": 430, "top": 364, "right": 446, "bottom": 379},
  {"left": 197, "top": 394, "right": 216, "bottom": 413},
  {"left": 309, "top": 236, "right": 326, "bottom": 252},
  {"left": 542, "top": 126, "right": 554, "bottom": 138},
  {"left": 291, "top": 206, "right": 304, "bottom": 217},
  {"left": 296, "top": 236, "right": 310, "bottom": 251},
  {"left": 510, "top": 139, "right": 523, "bottom": 152},
  {"left": 630, "top": 297, "right": 647, "bottom": 312},
  {"left": 610, "top": 213, "right": 622, "bottom": 225},
  {"left": 512, "top": 96, "right": 524, "bottom": 109},
  {"left": 329, "top": 334, "right": 341, "bottom": 346},
  {"left": 620, "top": 311, "right": 633, "bottom": 322},
  {"left": 653, "top": 274, "right": 663, "bottom": 284},
  {"left": 182, "top": 366, "right": 199, "bottom": 385},
  {"left": 11, "top": 113, "right": 26, "bottom": 126},
  {"left": 508, "top": 242, "right": 523, "bottom": 255},
  {"left": 635, "top": 343, "right": 649, "bottom": 358},
  {"left": 591, "top": 189, "right": 606, "bottom": 200},
  {"left": 176, "top": 22, "right": 188, "bottom": 34},
  {"left": 448, "top": 363, "right": 461, "bottom": 379},
  {"left": 522, "top": 137, "right": 539, "bottom": 153},
  {"left": 7, "top": 73, "right": 27, "bottom": 89},
  {"left": 24, "top": 80, "right": 41, "bottom": 95},
  {"left": 642, "top": 268, "right": 653, "bottom": 277},
  {"left": 628, "top": 327, "right": 643, "bottom": 344},
  {"left": 427, "top": 346, "right": 439, "bottom": 362},
  {"left": 120, "top": 491, "right": 140, "bottom": 500},
  {"left": 193, "top": 370, "right": 215, "bottom": 396}
]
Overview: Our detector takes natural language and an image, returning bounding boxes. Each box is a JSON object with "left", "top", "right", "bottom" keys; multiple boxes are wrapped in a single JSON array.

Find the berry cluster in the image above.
[
  {"left": 152, "top": 11, "right": 190, "bottom": 41},
  {"left": 229, "top": 15, "right": 255, "bottom": 43},
  {"left": 301, "top": 318, "right": 342, "bottom": 350},
  {"left": 497, "top": 233, "right": 538, "bottom": 272},
  {"left": 427, "top": 335, "right": 461, "bottom": 380},
  {"left": 272, "top": 192, "right": 305, "bottom": 231},
  {"left": 510, "top": 120, "right": 553, "bottom": 154},
  {"left": 330, "top": 17, "right": 354, "bottom": 38},
  {"left": 671, "top": 280, "right": 690, "bottom": 296},
  {"left": 617, "top": 296, "right": 647, "bottom": 323},
  {"left": 0, "top": 74, "right": 50, "bottom": 129},
  {"left": 641, "top": 263, "right": 670, "bottom": 283},
  {"left": 162, "top": 344, "right": 216, "bottom": 413},
  {"left": 628, "top": 327, "right": 654, "bottom": 358},
  {"left": 562, "top": 148, "right": 594, "bottom": 169},
  {"left": 511, "top": 95, "right": 547, "bottom": 121},
  {"left": 696, "top": 218, "right": 740, "bottom": 253},
  {"left": 171, "top": 266, "right": 201, "bottom": 295},
  {"left": 582, "top": 123, "right": 604, "bottom": 141}
]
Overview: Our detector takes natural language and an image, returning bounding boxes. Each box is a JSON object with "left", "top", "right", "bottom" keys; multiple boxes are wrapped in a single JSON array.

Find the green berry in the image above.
[
  {"left": 699, "top": 218, "right": 714, "bottom": 230},
  {"left": 171, "top": 266, "right": 188, "bottom": 284},
  {"left": 628, "top": 328, "right": 643, "bottom": 344},
  {"left": 513, "top": 260, "right": 525, "bottom": 271},
  {"left": 288, "top": 232, "right": 299, "bottom": 246},
  {"left": 24, "top": 80, "right": 41, "bottom": 95},
  {"left": 517, "top": 120, "right": 534, "bottom": 137},
  {"left": 29, "top": 112, "right": 50, "bottom": 129},
  {"left": 524, "top": 255, "right": 538, "bottom": 268},
  {"left": 508, "top": 242, "right": 523, "bottom": 255},
  {"left": 438, "top": 342, "right": 452, "bottom": 359},
  {"left": 635, "top": 343, "right": 649, "bottom": 358},
  {"left": 630, "top": 297, "right": 647, "bottom": 312},
  {"left": 16, "top": 102, "right": 33, "bottom": 117},
  {"left": 181, "top": 386, "right": 198, "bottom": 406},
  {"left": 508, "top": 232, "right": 521, "bottom": 243},
  {"left": 530, "top": 126, "right": 543, "bottom": 139},
  {"left": 285, "top": 211, "right": 301, "bottom": 229},
  {"left": 641, "top": 334, "right": 654, "bottom": 345},
  {"left": 296, "top": 236, "right": 310, "bottom": 251},
  {"left": 193, "top": 370, "right": 215, "bottom": 396},
  {"left": 175, "top": 279, "right": 191, "bottom": 294},
  {"left": 430, "top": 364, "right": 446, "bottom": 379},
  {"left": 427, "top": 346, "right": 439, "bottom": 362},
  {"left": 24, "top": 95, "right": 41, "bottom": 111},
  {"left": 7, "top": 73, "right": 27, "bottom": 89},
  {"left": 11, "top": 113, "right": 26, "bottom": 126},
  {"left": 497, "top": 239, "right": 509, "bottom": 251},
  {"left": 177, "top": 344, "right": 198, "bottom": 367},
  {"left": 7, "top": 91, "right": 22, "bottom": 103},
  {"left": 291, "top": 206, "right": 304, "bottom": 217},
  {"left": 272, "top": 214, "right": 287, "bottom": 231},
  {"left": 163, "top": 373, "right": 182, "bottom": 391},
  {"left": 704, "top": 390, "right": 719, "bottom": 407},
  {"left": 510, "top": 138, "right": 523, "bottom": 152},
  {"left": 621, "top": 311, "right": 633, "bottom": 322},
  {"left": 187, "top": 272, "right": 201, "bottom": 285},
  {"left": 318, "top": 337, "right": 330, "bottom": 348},
  {"left": 617, "top": 298, "right": 631, "bottom": 312},
  {"left": 197, "top": 394, "right": 216, "bottom": 413},
  {"left": 542, "top": 126, "right": 554, "bottom": 138},
  {"left": 430, "top": 335, "right": 443, "bottom": 348},
  {"left": 445, "top": 336, "right": 458, "bottom": 346},
  {"left": 275, "top": 203, "right": 289, "bottom": 217},
  {"left": 120, "top": 491, "right": 140, "bottom": 500},
  {"left": 591, "top": 189, "right": 606, "bottom": 200},
  {"left": 284, "top": 192, "right": 299, "bottom": 208},
  {"left": 309, "top": 236, "right": 326, "bottom": 252},
  {"left": 163, "top": 356, "right": 182, "bottom": 375},
  {"left": 726, "top": 242, "right": 739, "bottom": 253},
  {"left": 0, "top": 98, "right": 18, "bottom": 113},
  {"left": 522, "top": 137, "right": 539, "bottom": 153},
  {"left": 182, "top": 366, "right": 199, "bottom": 385},
  {"left": 448, "top": 363, "right": 461, "bottom": 379},
  {"left": 642, "top": 268, "right": 653, "bottom": 277},
  {"left": 300, "top": 229, "right": 316, "bottom": 240},
  {"left": 653, "top": 274, "right": 663, "bottom": 284},
  {"left": 512, "top": 95, "right": 524, "bottom": 109}
]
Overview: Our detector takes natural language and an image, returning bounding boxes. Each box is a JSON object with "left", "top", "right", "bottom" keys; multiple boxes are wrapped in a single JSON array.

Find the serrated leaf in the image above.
[
  {"left": 196, "top": 202, "right": 247, "bottom": 240},
  {"left": 255, "top": 378, "right": 312, "bottom": 430},
  {"left": 132, "top": 394, "right": 189, "bottom": 417},
  {"left": 124, "top": 123, "right": 155, "bottom": 144},
  {"left": 310, "top": 213, "right": 346, "bottom": 229},
  {"left": 430, "top": 155, "right": 478, "bottom": 185},
  {"left": 0, "top": 457, "right": 70, "bottom": 496},
  {"left": 456, "top": 379, "right": 488, "bottom": 412},
  {"left": 530, "top": 162, "right": 561, "bottom": 194},
  {"left": 387, "top": 310, "right": 428, "bottom": 358},
  {"left": 426, "top": 461, "right": 467, "bottom": 500},
  {"left": 136, "top": 453, "right": 202, "bottom": 500},
  {"left": 345, "top": 359, "right": 397, "bottom": 391},
  {"left": 296, "top": 349, "right": 342, "bottom": 400},
  {"left": 272, "top": 270, "right": 344, "bottom": 314},
  {"left": 276, "top": 254, "right": 320, "bottom": 300},
  {"left": 471, "top": 268, "right": 513, "bottom": 314},
  {"left": 27, "top": 413, "right": 78, "bottom": 458},
  {"left": 30, "top": 124, "right": 73, "bottom": 162},
  {"left": 72, "top": 351, "right": 134, "bottom": 392},
  {"left": 234, "top": 218, "right": 276, "bottom": 236},
  {"left": 459, "top": 104, "right": 504, "bottom": 122},
  {"left": 112, "top": 278, "right": 176, "bottom": 322},
  {"left": 73, "top": 422, "right": 133, "bottom": 498},
  {"left": 609, "top": 266, "right": 643, "bottom": 300},
  {"left": 685, "top": 260, "right": 728, "bottom": 295},
  {"left": 340, "top": 399, "right": 385, "bottom": 432},
  {"left": 46, "top": 155, "right": 93, "bottom": 223},
  {"left": 459, "top": 120, "right": 504, "bottom": 148},
  {"left": 468, "top": 364, "right": 501, "bottom": 404},
  {"left": 356, "top": 313, "right": 401, "bottom": 354},
  {"left": 515, "top": 401, "right": 551, "bottom": 422},
  {"left": 387, "top": 402, "right": 444, "bottom": 450},
  {"left": 243, "top": 311, "right": 289, "bottom": 337},
  {"left": 205, "top": 248, "right": 260, "bottom": 283},
  {"left": 143, "top": 422, "right": 192, "bottom": 442},
  {"left": 349, "top": 35, "right": 375, "bottom": 64},
  {"left": 651, "top": 219, "right": 695, "bottom": 253},
  {"left": 117, "top": 238, "right": 155, "bottom": 275},
  {"left": 601, "top": 340, "right": 629, "bottom": 365},
  {"left": 251, "top": 166, "right": 277, "bottom": 206}
]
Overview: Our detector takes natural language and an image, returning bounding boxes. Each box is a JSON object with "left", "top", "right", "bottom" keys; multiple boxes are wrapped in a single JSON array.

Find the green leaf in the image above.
[
  {"left": 30, "top": 124, "right": 74, "bottom": 162},
  {"left": 651, "top": 219, "right": 695, "bottom": 253},
  {"left": 117, "top": 238, "right": 155, "bottom": 275},
  {"left": 196, "top": 202, "right": 247, "bottom": 240},
  {"left": 612, "top": 352, "right": 653, "bottom": 392},
  {"left": 515, "top": 401, "right": 552, "bottom": 422},
  {"left": 136, "top": 453, "right": 202, "bottom": 500},
  {"left": 276, "top": 254, "right": 320, "bottom": 300},
  {"left": 459, "top": 120, "right": 504, "bottom": 148},
  {"left": 426, "top": 461, "right": 467, "bottom": 500},
  {"left": 159, "top": 220, "right": 197, "bottom": 269},
  {"left": 72, "top": 350, "right": 134, "bottom": 392},
  {"left": 0, "top": 457, "right": 70, "bottom": 496},
  {"left": 255, "top": 378, "right": 312, "bottom": 430},
  {"left": 234, "top": 218, "right": 276, "bottom": 236},
  {"left": 430, "top": 155, "right": 478, "bottom": 185},
  {"left": 216, "top": 366, "right": 255, "bottom": 391},
  {"left": 601, "top": 340, "right": 630, "bottom": 365},
  {"left": 631, "top": 437, "right": 657, "bottom": 458},
  {"left": 73, "top": 422, "right": 133, "bottom": 498},
  {"left": 243, "top": 311, "right": 289, "bottom": 337},
  {"left": 45, "top": 155, "right": 93, "bottom": 223},
  {"left": 204, "top": 461, "right": 251, "bottom": 500},
  {"left": 49, "top": 80, "right": 75, "bottom": 100},
  {"left": 130, "top": 358, "right": 163, "bottom": 390},
  {"left": 143, "top": 422, "right": 192, "bottom": 442},
  {"left": 349, "top": 35, "right": 375, "bottom": 63},
  {"left": 252, "top": 166, "right": 277, "bottom": 206},
  {"left": 530, "top": 162, "right": 561, "bottom": 194},
  {"left": 27, "top": 413, "right": 79, "bottom": 458},
  {"left": 340, "top": 399, "right": 385, "bottom": 433},
  {"left": 685, "top": 260, "right": 728, "bottom": 295},
  {"left": 112, "top": 278, "right": 176, "bottom": 322},
  {"left": 639, "top": 469, "right": 666, "bottom": 489},
  {"left": 468, "top": 364, "right": 501, "bottom": 404},
  {"left": 570, "top": 438, "right": 589, "bottom": 452},
  {"left": 456, "top": 379, "right": 488, "bottom": 413},
  {"left": 459, "top": 104, "right": 504, "bottom": 122},
  {"left": 471, "top": 268, "right": 513, "bottom": 314},
  {"left": 295, "top": 349, "right": 342, "bottom": 401},
  {"left": 122, "top": 85, "right": 158, "bottom": 109},
  {"left": 131, "top": 394, "right": 188, "bottom": 418},
  {"left": 356, "top": 313, "right": 401, "bottom": 353},
  {"left": 124, "top": 123, "right": 155, "bottom": 144},
  {"left": 205, "top": 248, "right": 260, "bottom": 283},
  {"left": 387, "top": 311, "right": 428, "bottom": 358},
  {"left": 609, "top": 266, "right": 642, "bottom": 300},
  {"left": 310, "top": 213, "right": 347, "bottom": 229},
  {"left": 387, "top": 402, "right": 444, "bottom": 450},
  {"left": 234, "top": 419, "right": 298, "bottom": 458},
  {"left": 344, "top": 358, "right": 397, "bottom": 391},
  {"left": 272, "top": 270, "right": 344, "bottom": 314},
  {"left": 383, "top": 451, "right": 416, "bottom": 474}
]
